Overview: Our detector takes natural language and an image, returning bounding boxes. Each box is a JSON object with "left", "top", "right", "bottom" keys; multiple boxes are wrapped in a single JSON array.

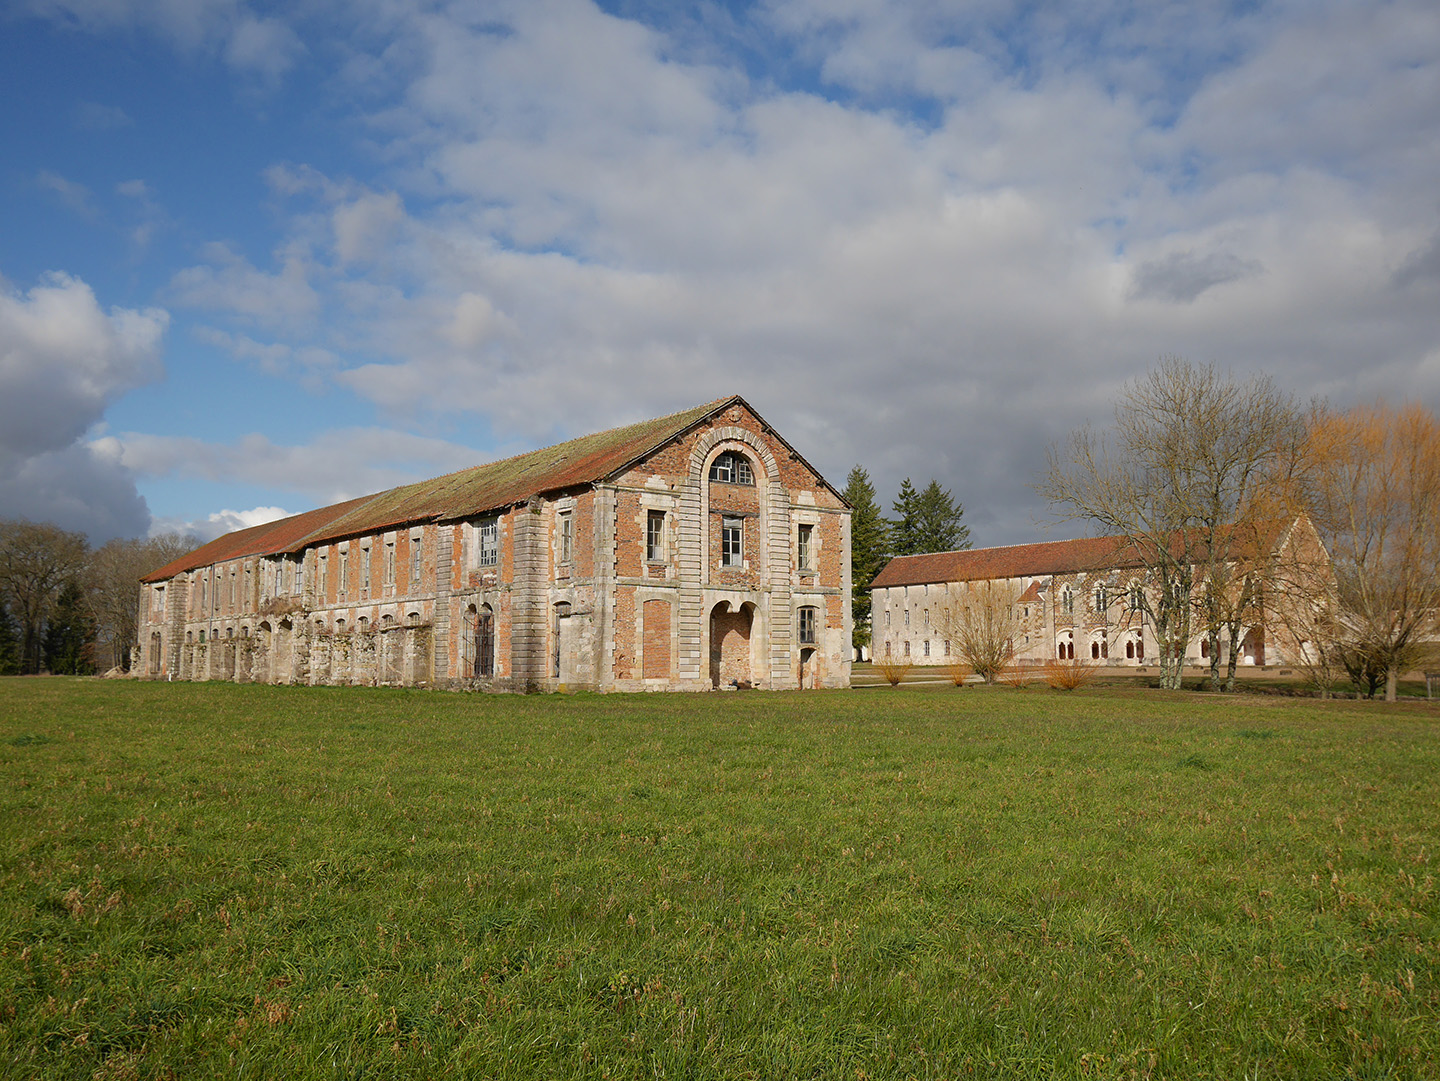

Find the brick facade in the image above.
[{"left": 137, "top": 397, "right": 851, "bottom": 692}]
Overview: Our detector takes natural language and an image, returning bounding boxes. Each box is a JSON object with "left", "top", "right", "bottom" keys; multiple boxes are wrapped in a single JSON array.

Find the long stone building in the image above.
[
  {"left": 138, "top": 396, "right": 851, "bottom": 691},
  {"left": 870, "top": 518, "right": 1322, "bottom": 668}
]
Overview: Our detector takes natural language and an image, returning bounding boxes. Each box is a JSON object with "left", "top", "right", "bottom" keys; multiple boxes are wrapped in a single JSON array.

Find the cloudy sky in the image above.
[{"left": 3, "top": 0, "right": 1438, "bottom": 547}]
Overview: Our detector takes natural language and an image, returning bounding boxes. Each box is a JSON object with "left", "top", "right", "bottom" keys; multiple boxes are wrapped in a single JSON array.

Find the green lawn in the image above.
[{"left": 2, "top": 680, "right": 1437, "bottom": 1079}]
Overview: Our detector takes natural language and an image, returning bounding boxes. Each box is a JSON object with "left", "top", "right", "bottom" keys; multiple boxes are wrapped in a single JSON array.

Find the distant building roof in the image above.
[
  {"left": 872, "top": 536, "right": 1138, "bottom": 589},
  {"left": 144, "top": 395, "right": 802, "bottom": 583},
  {"left": 871, "top": 518, "right": 1301, "bottom": 591}
]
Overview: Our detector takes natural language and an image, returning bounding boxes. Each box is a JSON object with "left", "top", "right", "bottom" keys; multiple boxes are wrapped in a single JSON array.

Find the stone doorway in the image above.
[{"left": 709, "top": 602, "right": 753, "bottom": 689}]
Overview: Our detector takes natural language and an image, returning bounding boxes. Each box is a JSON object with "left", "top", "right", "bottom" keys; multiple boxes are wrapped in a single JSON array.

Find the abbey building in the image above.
[{"left": 138, "top": 397, "right": 851, "bottom": 692}]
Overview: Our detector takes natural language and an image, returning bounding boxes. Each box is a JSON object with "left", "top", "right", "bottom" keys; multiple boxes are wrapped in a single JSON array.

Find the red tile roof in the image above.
[
  {"left": 871, "top": 536, "right": 1138, "bottom": 589},
  {"left": 871, "top": 519, "right": 1297, "bottom": 590},
  {"left": 143, "top": 395, "right": 840, "bottom": 582}
]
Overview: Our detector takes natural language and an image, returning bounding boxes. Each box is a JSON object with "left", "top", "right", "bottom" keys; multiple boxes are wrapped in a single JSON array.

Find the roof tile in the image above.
[{"left": 143, "top": 396, "right": 737, "bottom": 582}]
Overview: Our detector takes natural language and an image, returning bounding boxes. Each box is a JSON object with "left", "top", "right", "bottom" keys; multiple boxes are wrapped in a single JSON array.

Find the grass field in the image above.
[{"left": 2, "top": 680, "right": 1437, "bottom": 1079}]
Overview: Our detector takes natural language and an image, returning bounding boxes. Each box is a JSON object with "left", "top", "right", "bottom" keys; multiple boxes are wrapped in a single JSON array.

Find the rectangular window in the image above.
[
  {"left": 924, "top": 639, "right": 930, "bottom": 657},
  {"left": 294, "top": 558, "right": 304, "bottom": 595},
  {"left": 722, "top": 516, "right": 743, "bottom": 567},
  {"left": 319, "top": 554, "right": 328, "bottom": 595},
  {"left": 943, "top": 639, "right": 950, "bottom": 656},
  {"left": 1095, "top": 588, "right": 1107, "bottom": 611},
  {"left": 559, "top": 512, "right": 574, "bottom": 564},
  {"left": 339, "top": 551, "right": 348, "bottom": 594},
  {"left": 903, "top": 640, "right": 911, "bottom": 657},
  {"left": 361, "top": 547, "right": 372, "bottom": 591},
  {"left": 798, "top": 606, "right": 817, "bottom": 645},
  {"left": 646, "top": 510, "right": 665, "bottom": 561},
  {"left": 1129, "top": 588, "right": 1143, "bottom": 613},
  {"left": 412, "top": 534, "right": 424, "bottom": 579},
  {"left": 797, "top": 523, "right": 813, "bottom": 570},
  {"left": 478, "top": 520, "right": 497, "bottom": 568},
  {"left": 385, "top": 542, "right": 395, "bottom": 585}
]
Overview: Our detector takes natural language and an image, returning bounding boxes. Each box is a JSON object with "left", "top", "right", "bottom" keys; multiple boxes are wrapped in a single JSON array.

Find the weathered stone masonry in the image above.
[{"left": 138, "top": 396, "right": 851, "bottom": 692}]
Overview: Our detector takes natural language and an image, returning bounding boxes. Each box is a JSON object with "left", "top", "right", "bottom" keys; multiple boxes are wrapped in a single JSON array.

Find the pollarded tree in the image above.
[
  {"left": 936, "top": 579, "right": 1021, "bottom": 683},
  {"left": 843, "top": 466, "right": 889, "bottom": 652}
]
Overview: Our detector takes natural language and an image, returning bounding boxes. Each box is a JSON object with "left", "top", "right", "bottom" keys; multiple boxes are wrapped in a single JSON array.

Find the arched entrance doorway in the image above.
[{"left": 709, "top": 601, "right": 754, "bottom": 689}]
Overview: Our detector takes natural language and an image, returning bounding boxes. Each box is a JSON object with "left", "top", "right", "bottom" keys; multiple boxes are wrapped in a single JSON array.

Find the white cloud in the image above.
[
  {"left": 74, "top": 100, "right": 133, "bottom": 129},
  {"left": 28, "top": 0, "right": 1439, "bottom": 546},
  {"left": 23, "top": 0, "right": 304, "bottom": 81},
  {"left": 36, "top": 170, "right": 96, "bottom": 217},
  {"left": 0, "top": 273, "right": 166, "bottom": 539},
  {"left": 148, "top": 505, "right": 290, "bottom": 544},
  {"left": 223, "top": 14, "right": 305, "bottom": 85},
  {"left": 0, "top": 272, "right": 167, "bottom": 467},
  {"left": 169, "top": 242, "right": 319, "bottom": 326},
  {"left": 100, "top": 427, "right": 489, "bottom": 506}
]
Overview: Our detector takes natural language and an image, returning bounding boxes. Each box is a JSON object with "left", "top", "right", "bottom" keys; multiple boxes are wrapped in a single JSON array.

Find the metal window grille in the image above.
[{"left": 478, "top": 520, "right": 497, "bottom": 567}]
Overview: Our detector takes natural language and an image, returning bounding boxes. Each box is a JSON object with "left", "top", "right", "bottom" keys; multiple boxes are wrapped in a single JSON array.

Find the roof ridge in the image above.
[{"left": 141, "top": 396, "right": 745, "bottom": 580}]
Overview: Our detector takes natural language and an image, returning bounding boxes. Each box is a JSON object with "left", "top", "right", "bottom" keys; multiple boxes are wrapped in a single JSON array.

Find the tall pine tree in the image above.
[
  {"left": 889, "top": 478, "right": 921, "bottom": 557},
  {"left": 914, "top": 480, "right": 970, "bottom": 553},
  {"left": 890, "top": 478, "right": 969, "bottom": 556},
  {"left": 843, "top": 466, "right": 889, "bottom": 650},
  {"left": 43, "top": 579, "right": 96, "bottom": 675}
]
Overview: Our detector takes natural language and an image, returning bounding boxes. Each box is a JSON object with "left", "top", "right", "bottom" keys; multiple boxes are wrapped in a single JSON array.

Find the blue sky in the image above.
[{"left": 3, "top": 0, "right": 1438, "bottom": 545}]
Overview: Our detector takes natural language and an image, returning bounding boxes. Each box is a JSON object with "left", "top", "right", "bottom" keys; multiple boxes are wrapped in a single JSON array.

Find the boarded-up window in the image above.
[{"left": 643, "top": 599, "right": 671, "bottom": 679}]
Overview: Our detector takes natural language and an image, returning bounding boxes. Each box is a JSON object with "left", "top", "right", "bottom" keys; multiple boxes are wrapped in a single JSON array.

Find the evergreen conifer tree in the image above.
[
  {"left": 843, "top": 466, "right": 889, "bottom": 650},
  {"left": 889, "top": 478, "right": 920, "bottom": 557},
  {"left": 914, "top": 480, "right": 970, "bottom": 553},
  {"left": 43, "top": 580, "right": 96, "bottom": 675}
]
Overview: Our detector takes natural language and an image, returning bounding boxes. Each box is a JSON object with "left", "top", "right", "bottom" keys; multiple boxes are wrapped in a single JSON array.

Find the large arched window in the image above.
[{"left": 709, "top": 451, "right": 754, "bottom": 485}]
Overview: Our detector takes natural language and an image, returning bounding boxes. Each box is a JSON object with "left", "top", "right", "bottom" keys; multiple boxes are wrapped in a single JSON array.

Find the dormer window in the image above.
[{"left": 709, "top": 451, "right": 753, "bottom": 485}]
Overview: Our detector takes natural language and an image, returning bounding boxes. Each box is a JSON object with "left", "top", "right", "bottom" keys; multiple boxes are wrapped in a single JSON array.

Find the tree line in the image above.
[
  {"left": 0, "top": 521, "right": 194, "bottom": 676},
  {"left": 1039, "top": 357, "right": 1440, "bottom": 700},
  {"left": 842, "top": 358, "right": 1439, "bottom": 702},
  {"left": 842, "top": 471, "right": 970, "bottom": 651}
]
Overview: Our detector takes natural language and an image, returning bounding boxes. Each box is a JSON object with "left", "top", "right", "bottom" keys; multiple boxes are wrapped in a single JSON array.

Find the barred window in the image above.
[{"left": 478, "top": 519, "right": 497, "bottom": 567}]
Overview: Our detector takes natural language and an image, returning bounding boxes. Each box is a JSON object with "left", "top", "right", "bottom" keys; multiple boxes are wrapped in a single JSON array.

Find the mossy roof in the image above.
[{"left": 142, "top": 396, "right": 741, "bottom": 582}]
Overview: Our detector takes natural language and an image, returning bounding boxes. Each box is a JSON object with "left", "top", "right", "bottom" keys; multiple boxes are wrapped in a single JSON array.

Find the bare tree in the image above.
[
  {"left": 86, "top": 533, "right": 196, "bottom": 670},
  {"left": 936, "top": 579, "right": 1021, "bottom": 683},
  {"left": 1038, "top": 358, "right": 1303, "bottom": 690},
  {"left": 1301, "top": 402, "right": 1440, "bottom": 701},
  {"left": 0, "top": 520, "right": 90, "bottom": 675},
  {"left": 1259, "top": 516, "right": 1344, "bottom": 697}
]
